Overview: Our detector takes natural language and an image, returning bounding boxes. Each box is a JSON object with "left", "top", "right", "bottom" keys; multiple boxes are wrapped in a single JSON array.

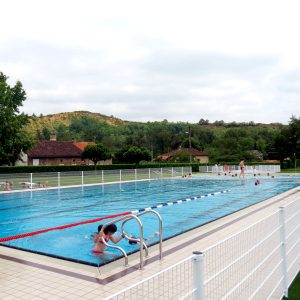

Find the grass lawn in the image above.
[
  {"left": 0, "top": 170, "right": 179, "bottom": 191},
  {"left": 284, "top": 273, "right": 300, "bottom": 299},
  {"left": 281, "top": 169, "right": 300, "bottom": 173}
]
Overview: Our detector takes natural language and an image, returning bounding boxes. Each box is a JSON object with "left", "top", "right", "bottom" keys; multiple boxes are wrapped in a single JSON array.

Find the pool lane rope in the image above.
[
  {"left": 132, "top": 189, "right": 230, "bottom": 213},
  {"left": 0, "top": 189, "right": 230, "bottom": 243}
]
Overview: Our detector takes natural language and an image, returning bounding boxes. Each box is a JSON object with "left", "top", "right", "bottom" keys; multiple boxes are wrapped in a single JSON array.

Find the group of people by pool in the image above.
[{"left": 216, "top": 160, "right": 274, "bottom": 181}]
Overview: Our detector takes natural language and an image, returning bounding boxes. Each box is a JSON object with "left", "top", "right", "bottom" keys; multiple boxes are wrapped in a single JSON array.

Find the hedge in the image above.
[
  {"left": 0, "top": 163, "right": 193, "bottom": 174},
  {"left": 0, "top": 161, "right": 280, "bottom": 174}
]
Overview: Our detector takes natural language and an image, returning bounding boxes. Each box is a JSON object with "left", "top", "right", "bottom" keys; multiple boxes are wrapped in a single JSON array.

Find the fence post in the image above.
[
  {"left": 172, "top": 167, "right": 174, "bottom": 177},
  {"left": 30, "top": 173, "right": 33, "bottom": 189},
  {"left": 193, "top": 251, "right": 205, "bottom": 300},
  {"left": 279, "top": 207, "right": 288, "bottom": 298},
  {"left": 102, "top": 170, "right": 104, "bottom": 183},
  {"left": 81, "top": 171, "right": 84, "bottom": 186},
  {"left": 120, "top": 169, "right": 122, "bottom": 182},
  {"left": 58, "top": 172, "right": 60, "bottom": 187},
  {"left": 149, "top": 168, "right": 151, "bottom": 180},
  {"left": 135, "top": 169, "right": 137, "bottom": 181},
  {"left": 182, "top": 167, "right": 184, "bottom": 177},
  {"left": 160, "top": 167, "right": 163, "bottom": 177}
]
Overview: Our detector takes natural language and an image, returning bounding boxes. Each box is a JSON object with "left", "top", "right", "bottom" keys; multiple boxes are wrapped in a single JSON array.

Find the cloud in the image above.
[{"left": 1, "top": 1, "right": 300, "bottom": 124}]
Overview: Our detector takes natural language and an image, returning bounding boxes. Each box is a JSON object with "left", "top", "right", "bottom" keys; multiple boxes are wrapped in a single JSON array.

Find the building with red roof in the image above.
[
  {"left": 157, "top": 148, "right": 209, "bottom": 163},
  {"left": 28, "top": 140, "right": 111, "bottom": 166}
]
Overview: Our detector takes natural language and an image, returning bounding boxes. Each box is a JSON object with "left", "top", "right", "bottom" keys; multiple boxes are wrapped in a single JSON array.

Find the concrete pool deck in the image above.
[{"left": 1, "top": 185, "right": 300, "bottom": 299}]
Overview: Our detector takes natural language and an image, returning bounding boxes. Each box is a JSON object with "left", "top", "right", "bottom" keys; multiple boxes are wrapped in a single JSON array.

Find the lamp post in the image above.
[{"left": 185, "top": 126, "right": 192, "bottom": 163}]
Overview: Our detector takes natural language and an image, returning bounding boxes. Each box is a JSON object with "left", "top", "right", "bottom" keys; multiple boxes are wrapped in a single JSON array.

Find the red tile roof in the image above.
[
  {"left": 73, "top": 142, "right": 95, "bottom": 151},
  {"left": 28, "top": 141, "right": 95, "bottom": 158}
]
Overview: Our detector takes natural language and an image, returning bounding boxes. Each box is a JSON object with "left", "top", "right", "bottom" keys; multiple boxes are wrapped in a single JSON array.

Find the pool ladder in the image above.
[{"left": 98, "top": 209, "right": 162, "bottom": 270}]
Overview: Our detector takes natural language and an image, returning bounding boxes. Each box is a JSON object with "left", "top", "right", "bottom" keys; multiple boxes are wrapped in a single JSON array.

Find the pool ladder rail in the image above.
[{"left": 99, "top": 209, "right": 162, "bottom": 270}]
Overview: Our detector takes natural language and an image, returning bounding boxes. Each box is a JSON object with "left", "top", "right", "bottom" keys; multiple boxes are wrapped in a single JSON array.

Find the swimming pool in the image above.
[{"left": 0, "top": 176, "right": 299, "bottom": 266}]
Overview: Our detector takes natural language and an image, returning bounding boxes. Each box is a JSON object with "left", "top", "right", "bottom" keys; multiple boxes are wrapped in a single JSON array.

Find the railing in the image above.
[
  {"left": 0, "top": 166, "right": 192, "bottom": 192},
  {"left": 100, "top": 214, "right": 143, "bottom": 268},
  {"left": 199, "top": 164, "right": 281, "bottom": 174},
  {"left": 106, "top": 255, "right": 195, "bottom": 300},
  {"left": 100, "top": 209, "right": 163, "bottom": 270},
  {"left": 106, "top": 196, "right": 300, "bottom": 300}
]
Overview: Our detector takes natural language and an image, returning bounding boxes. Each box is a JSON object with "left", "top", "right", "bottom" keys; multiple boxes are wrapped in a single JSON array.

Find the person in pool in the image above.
[
  {"left": 92, "top": 224, "right": 125, "bottom": 254},
  {"left": 239, "top": 159, "right": 245, "bottom": 178}
]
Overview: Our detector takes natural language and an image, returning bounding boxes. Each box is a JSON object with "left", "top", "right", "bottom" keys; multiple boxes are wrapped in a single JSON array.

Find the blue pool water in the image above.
[{"left": 0, "top": 177, "right": 299, "bottom": 266}]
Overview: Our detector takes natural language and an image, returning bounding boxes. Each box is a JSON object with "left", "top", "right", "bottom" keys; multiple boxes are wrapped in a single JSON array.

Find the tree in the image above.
[
  {"left": 273, "top": 116, "right": 300, "bottom": 162},
  {"left": 120, "top": 146, "right": 151, "bottom": 166},
  {"left": 182, "top": 137, "right": 202, "bottom": 150},
  {"left": 69, "top": 116, "right": 110, "bottom": 142},
  {"left": 0, "top": 72, "right": 32, "bottom": 165},
  {"left": 198, "top": 118, "right": 209, "bottom": 125},
  {"left": 81, "top": 144, "right": 111, "bottom": 168},
  {"left": 56, "top": 124, "right": 70, "bottom": 141}
]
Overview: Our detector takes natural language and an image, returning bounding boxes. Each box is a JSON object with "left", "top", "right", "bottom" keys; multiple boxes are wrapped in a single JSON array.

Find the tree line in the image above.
[{"left": 1, "top": 71, "right": 300, "bottom": 166}]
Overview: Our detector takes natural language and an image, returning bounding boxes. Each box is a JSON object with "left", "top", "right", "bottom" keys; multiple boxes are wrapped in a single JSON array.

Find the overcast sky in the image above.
[{"left": 1, "top": 0, "right": 300, "bottom": 124}]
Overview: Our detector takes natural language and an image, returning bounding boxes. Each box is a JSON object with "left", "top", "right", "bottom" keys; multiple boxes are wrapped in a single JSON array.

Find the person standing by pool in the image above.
[
  {"left": 239, "top": 159, "right": 245, "bottom": 178},
  {"left": 92, "top": 224, "right": 125, "bottom": 254}
]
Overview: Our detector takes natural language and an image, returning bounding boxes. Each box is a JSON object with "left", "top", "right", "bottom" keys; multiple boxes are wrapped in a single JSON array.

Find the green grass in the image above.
[
  {"left": 0, "top": 171, "right": 177, "bottom": 190},
  {"left": 281, "top": 169, "right": 300, "bottom": 173},
  {"left": 284, "top": 273, "right": 300, "bottom": 299}
]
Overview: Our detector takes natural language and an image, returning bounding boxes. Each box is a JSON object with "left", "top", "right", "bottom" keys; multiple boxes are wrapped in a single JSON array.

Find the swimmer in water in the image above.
[{"left": 92, "top": 224, "right": 125, "bottom": 254}]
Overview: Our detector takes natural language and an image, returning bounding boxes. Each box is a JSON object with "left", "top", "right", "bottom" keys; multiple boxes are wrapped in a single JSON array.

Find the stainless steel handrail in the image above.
[
  {"left": 136, "top": 209, "right": 163, "bottom": 260},
  {"left": 98, "top": 209, "right": 162, "bottom": 271},
  {"left": 100, "top": 237, "right": 129, "bottom": 266},
  {"left": 100, "top": 214, "right": 144, "bottom": 269},
  {"left": 121, "top": 222, "right": 149, "bottom": 258},
  {"left": 122, "top": 209, "right": 163, "bottom": 260}
]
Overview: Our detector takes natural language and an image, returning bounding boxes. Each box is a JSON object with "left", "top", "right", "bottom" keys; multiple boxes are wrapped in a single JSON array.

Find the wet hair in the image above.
[
  {"left": 97, "top": 224, "right": 117, "bottom": 234},
  {"left": 97, "top": 225, "right": 103, "bottom": 233}
]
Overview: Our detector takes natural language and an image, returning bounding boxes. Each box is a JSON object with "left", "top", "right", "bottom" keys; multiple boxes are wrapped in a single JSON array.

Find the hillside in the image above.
[
  {"left": 22, "top": 111, "right": 288, "bottom": 162},
  {"left": 25, "top": 111, "right": 127, "bottom": 136}
]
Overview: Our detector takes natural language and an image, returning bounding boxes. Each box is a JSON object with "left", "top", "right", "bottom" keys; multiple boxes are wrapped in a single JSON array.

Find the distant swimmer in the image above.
[{"left": 239, "top": 159, "right": 245, "bottom": 179}]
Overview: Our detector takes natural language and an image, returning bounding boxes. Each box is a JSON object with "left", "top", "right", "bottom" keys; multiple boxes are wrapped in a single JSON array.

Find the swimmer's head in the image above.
[{"left": 97, "top": 224, "right": 117, "bottom": 235}]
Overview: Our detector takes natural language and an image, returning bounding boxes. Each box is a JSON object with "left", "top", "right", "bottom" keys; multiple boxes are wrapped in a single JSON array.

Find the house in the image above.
[
  {"left": 158, "top": 148, "right": 209, "bottom": 163},
  {"left": 28, "top": 140, "right": 112, "bottom": 166}
]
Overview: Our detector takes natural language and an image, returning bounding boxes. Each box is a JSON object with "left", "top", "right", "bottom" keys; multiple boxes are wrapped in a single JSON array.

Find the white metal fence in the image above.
[
  {"left": 0, "top": 167, "right": 192, "bottom": 191},
  {"left": 106, "top": 256, "right": 195, "bottom": 300},
  {"left": 199, "top": 164, "right": 281, "bottom": 174},
  {"left": 106, "top": 197, "right": 300, "bottom": 300}
]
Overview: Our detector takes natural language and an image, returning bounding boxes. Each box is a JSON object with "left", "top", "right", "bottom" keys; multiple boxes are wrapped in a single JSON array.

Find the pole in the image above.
[
  {"left": 279, "top": 207, "right": 288, "bottom": 298},
  {"left": 189, "top": 126, "right": 192, "bottom": 163},
  {"left": 58, "top": 172, "right": 60, "bottom": 187},
  {"left": 193, "top": 251, "right": 205, "bottom": 300}
]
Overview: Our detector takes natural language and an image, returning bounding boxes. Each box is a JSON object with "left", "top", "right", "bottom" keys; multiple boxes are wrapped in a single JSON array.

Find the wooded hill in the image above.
[{"left": 24, "top": 111, "right": 286, "bottom": 163}]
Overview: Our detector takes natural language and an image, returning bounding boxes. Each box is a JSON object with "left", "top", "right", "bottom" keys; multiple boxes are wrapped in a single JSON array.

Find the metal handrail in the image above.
[
  {"left": 135, "top": 209, "right": 163, "bottom": 260},
  {"left": 99, "top": 209, "right": 163, "bottom": 270},
  {"left": 100, "top": 214, "right": 144, "bottom": 269},
  {"left": 121, "top": 209, "right": 162, "bottom": 260},
  {"left": 100, "top": 237, "right": 129, "bottom": 266},
  {"left": 121, "top": 222, "right": 149, "bottom": 258}
]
